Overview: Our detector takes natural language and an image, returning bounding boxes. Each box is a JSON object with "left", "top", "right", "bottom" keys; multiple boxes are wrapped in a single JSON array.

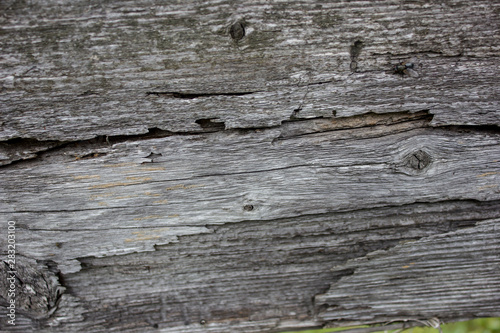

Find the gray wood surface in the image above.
[{"left": 1, "top": 0, "right": 500, "bottom": 332}]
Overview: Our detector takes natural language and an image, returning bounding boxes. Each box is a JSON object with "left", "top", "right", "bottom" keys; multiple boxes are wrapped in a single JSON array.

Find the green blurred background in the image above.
[{"left": 280, "top": 318, "right": 500, "bottom": 333}]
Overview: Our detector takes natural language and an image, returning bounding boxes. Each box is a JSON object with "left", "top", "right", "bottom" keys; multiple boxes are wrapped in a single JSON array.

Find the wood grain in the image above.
[
  {"left": 1, "top": 0, "right": 500, "bottom": 332},
  {"left": 1, "top": 0, "right": 499, "bottom": 142},
  {"left": 316, "top": 218, "right": 500, "bottom": 324}
]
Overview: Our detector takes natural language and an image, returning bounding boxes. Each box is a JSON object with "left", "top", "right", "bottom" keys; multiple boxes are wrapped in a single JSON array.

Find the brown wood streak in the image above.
[{"left": 0, "top": 0, "right": 499, "bottom": 332}]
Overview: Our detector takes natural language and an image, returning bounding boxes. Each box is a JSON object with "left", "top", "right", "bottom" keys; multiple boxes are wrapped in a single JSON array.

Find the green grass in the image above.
[{"left": 280, "top": 318, "right": 500, "bottom": 333}]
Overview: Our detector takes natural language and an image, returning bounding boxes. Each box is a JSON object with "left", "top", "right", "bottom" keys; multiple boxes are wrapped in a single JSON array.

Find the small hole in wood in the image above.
[
  {"left": 350, "top": 40, "right": 364, "bottom": 59},
  {"left": 243, "top": 204, "right": 254, "bottom": 211},
  {"left": 195, "top": 118, "right": 226, "bottom": 131},
  {"left": 200, "top": 319, "right": 206, "bottom": 325}
]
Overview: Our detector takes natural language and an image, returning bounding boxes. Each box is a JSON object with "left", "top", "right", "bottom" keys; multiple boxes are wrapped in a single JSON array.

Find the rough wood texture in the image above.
[
  {"left": 1, "top": 0, "right": 500, "bottom": 332},
  {"left": 1, "top": 0, "right": 499, "bottom": 144}
]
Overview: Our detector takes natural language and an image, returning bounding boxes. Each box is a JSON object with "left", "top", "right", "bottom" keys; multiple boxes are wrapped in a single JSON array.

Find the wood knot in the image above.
[
  {"left": 0, "top": 256, "right": 65, "bottom": 320},
  {"left": 229, "top": 21, "right": 245, "bottom": 41},
  {"left": 405, "top": 150, "right": 432, "bottom": 170}
]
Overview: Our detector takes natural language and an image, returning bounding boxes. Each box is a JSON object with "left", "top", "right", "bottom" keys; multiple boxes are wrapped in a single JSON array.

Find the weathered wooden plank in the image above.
[
  {"left": 2, "top": 200, "right": 499, "bottom": 332},
  {"left": 3, "top": 114, "right": 500, "bottom": 220},
  {"left": 1, "top": 0, "right": 500, "bottom": 332},
  {"left": 1, "top": 0, "right": 499, "bottom": 141},
  {"left": 316, "top": 218, "right": 500, "bottom": 325},
  {"left": 1, "top": 110, "right": 500, "bottom": 331},
  {"left": 2, "top": 115, "right": 499, "bottom": 257}
]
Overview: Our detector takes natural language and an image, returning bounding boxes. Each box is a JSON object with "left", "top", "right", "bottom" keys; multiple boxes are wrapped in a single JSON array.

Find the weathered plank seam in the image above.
[
  {"left": 4, "top": 111, "right": 500, "bottom": 168},
  {"left": 1, "top": 110, "right": 498, "bottom": 150}
]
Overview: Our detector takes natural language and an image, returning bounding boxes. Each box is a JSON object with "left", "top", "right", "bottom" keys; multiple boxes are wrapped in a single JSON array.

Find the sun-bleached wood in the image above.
[{"left": 1, "top": 0, "right": 499, "bottom": 332}]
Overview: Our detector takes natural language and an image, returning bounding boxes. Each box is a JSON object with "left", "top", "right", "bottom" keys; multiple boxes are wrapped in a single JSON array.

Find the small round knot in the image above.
[
  {"left": 405, "top": 150, "right": 432, "bottom": 170},
  {"left": 229, "top": 21, "right": 245, "bottom": 41},
  {"left": 243, "top": 204, "right": 254, "bottom": 211}
]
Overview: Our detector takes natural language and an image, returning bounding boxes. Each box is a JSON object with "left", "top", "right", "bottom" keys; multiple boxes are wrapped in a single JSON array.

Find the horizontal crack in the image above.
[
  {"left": 0, "top": 127, "right": 205, "bottom": 168},
  {"left": 435, "top": 124, "right": 500, "bottom": 135},
  {"left": 0, "top": 138, "right": 64, "bottom": 167},
  {"left": 298, "top": 80, "right": 335, "bottom": 87},
  {"left": 2, "top": 111, "right": 499, "bottom": 169},
  {"left": 145, "top": 91, "right": 258, "bottom": 99},
  {"left": 275, "top": 110, "right": 434, "bottom": 141}
]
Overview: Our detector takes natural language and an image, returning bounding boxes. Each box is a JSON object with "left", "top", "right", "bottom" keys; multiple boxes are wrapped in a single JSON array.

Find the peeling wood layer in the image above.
[{"left": 1, "top": 110, "right": 433, "bottom": 166}]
